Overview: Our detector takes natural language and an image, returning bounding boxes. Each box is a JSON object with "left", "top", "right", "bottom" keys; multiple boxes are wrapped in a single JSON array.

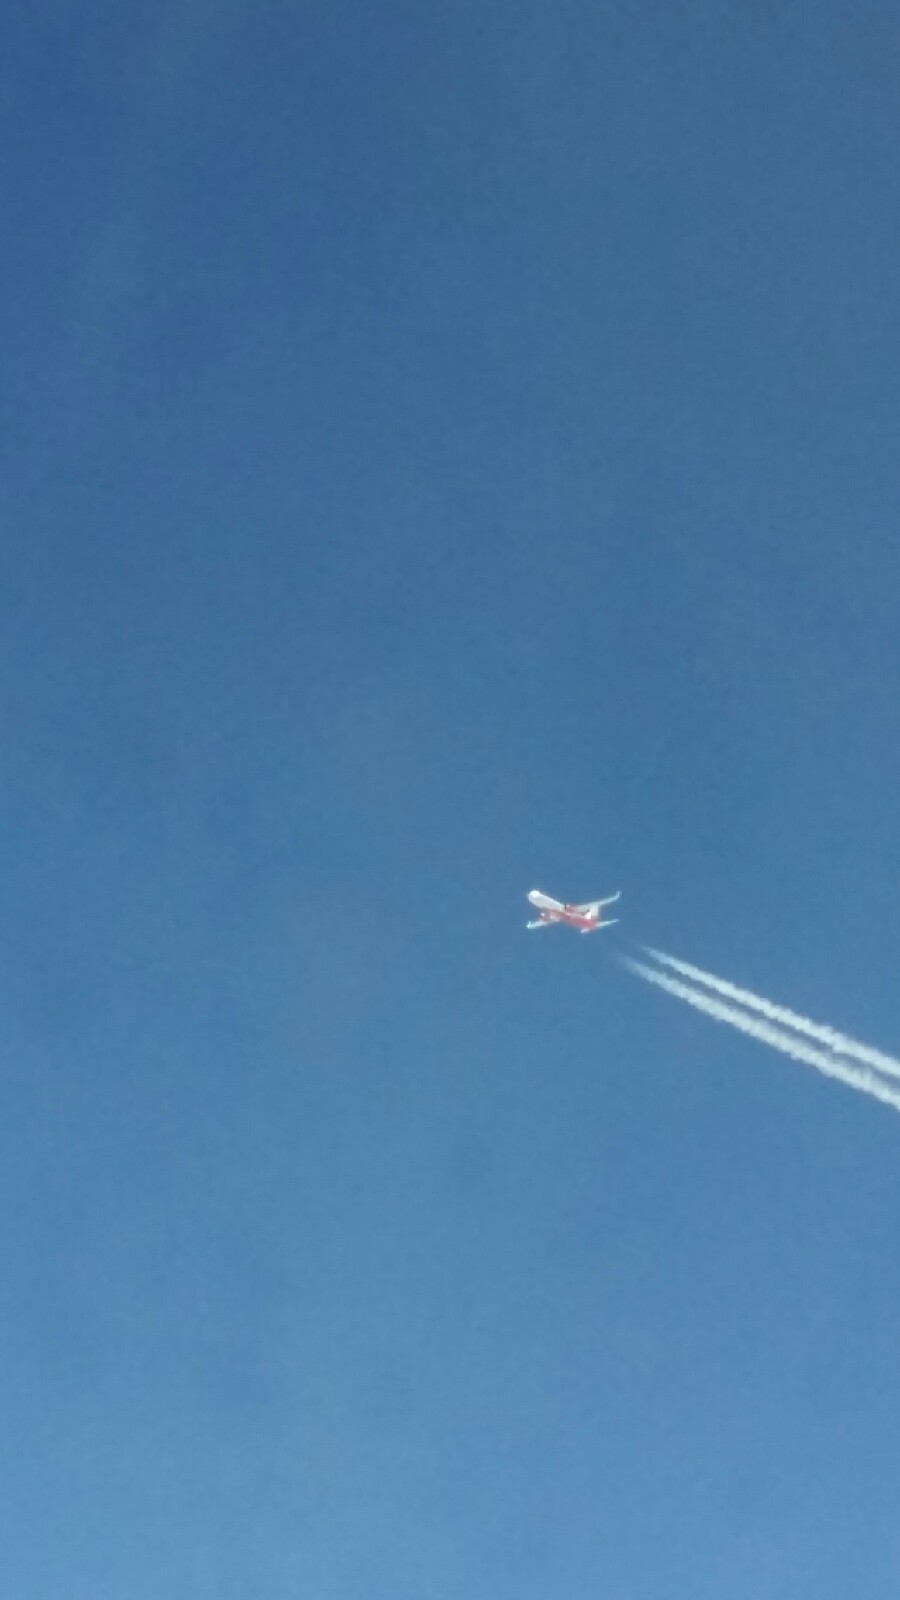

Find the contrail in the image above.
[
  {"left": 622, "top": 957, "right": 900, "bottom": 1114},
  {"left": 642, "top": 946, "right": 900, "bottom": 1084}
]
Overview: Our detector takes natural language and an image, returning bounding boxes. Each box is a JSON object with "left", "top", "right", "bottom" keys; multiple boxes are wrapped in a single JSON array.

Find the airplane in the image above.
[{"left": 526, "top": 888, "right": 621, "bottom": 933}]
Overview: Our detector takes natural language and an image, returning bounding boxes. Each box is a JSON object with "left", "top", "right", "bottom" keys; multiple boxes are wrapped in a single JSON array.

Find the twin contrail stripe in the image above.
[
  {"left": 622, "top": 957, "right": 900, "bottom": 1115},
  {"left": 642, "top": 946, "right": 900, "bottom": 1085}
]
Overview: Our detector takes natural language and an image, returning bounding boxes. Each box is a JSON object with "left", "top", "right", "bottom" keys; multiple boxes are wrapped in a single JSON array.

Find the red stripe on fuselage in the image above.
[{"left": 542, "top": 907, "right": 599, "bottom": 930}]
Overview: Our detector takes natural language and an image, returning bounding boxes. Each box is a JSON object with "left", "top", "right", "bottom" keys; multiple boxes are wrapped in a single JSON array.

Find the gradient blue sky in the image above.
[{"left": 4, "top": 3, "right": 900, "bottom": 1596}]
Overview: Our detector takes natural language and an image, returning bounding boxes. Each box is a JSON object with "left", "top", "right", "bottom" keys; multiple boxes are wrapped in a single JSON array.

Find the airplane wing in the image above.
[
  {"left": 571, "top": 892, "right": 621, "bottom": 913},
  {"left": 527, "top": 890, "right": 564, "bottom": 911}
]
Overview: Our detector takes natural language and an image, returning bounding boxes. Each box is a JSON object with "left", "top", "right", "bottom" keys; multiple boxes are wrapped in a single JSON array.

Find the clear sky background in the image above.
[{"left": 4, "top": 3, "right": 900, "bottom": 1596}]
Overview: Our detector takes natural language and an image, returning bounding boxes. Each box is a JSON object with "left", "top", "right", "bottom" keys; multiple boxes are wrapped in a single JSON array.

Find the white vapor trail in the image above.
[
  {"left": 622, "top": 957, "right": 900, "bottom": 1114},
  {"left": 642, "top": 946, "right": 900, "bottom": 1084}
]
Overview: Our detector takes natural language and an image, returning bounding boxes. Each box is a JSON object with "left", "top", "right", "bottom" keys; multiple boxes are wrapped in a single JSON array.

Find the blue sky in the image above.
[{"left": 4, "top": 2, "right": 900, "bottom": 1595}]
